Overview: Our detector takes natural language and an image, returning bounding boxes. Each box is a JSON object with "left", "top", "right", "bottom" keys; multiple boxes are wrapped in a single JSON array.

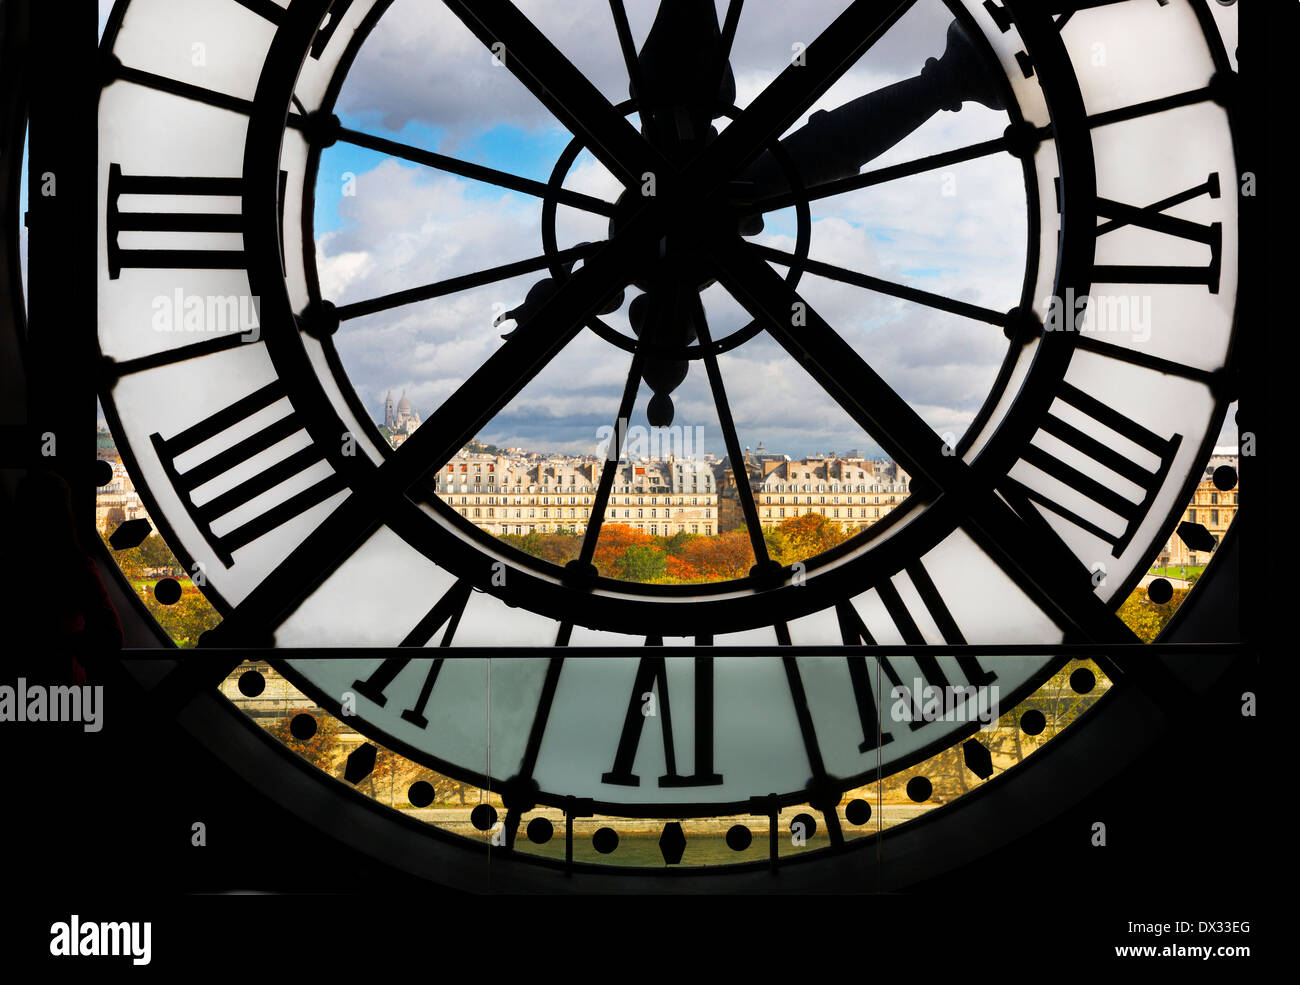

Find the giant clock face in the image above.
[{"left": 97, "top": 0, "right": 1238, "bottom": 846}]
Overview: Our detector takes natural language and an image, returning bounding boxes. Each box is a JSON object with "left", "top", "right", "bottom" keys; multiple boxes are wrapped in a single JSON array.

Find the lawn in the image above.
[{"left": 1149, "top": 565, "right": 1204, "bottom": 580}]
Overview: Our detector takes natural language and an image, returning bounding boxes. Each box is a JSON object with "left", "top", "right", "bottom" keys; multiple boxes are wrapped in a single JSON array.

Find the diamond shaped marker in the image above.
[
  {"left": 1176, "top": 521, "right": 1216, "bottom": 553},
  {"left": 108, "top": 517, "right": 152, "bottom": 550},
  {"left": 344, "top": 743, "right": 377, "bottom": 785},
  {"left": 659, "top": 821, "right": 687, "bottom": 865},
  {"left": 963, "top": 738, "right": 994, "bottom": 780}
]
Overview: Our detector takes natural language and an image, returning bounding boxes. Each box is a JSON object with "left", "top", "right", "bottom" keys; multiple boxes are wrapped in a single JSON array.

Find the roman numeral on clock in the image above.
[
  {"left": 602, "top": 656, "right": 722, "bottom": 788},
  {"left": 984, "top": 1, "right": 1167, "bottom": 35},
  {"left": 838, "top": 563, "right": 997, "bottom": 749},
  {"left": 1094, "top": 173, "right": 1223, "bottom": 292},
  {"left": 983, "top": 1, "right": 1170, "bottom": 78},
  {"left": 1001, "top": 381, "right": 1181, "bottom": 558},
  {"left": 311, "top": 0, "right": 355, "bottom": 58},
  {"left": 349, "top": 581, "right": 473, "bottom": 728},
  {"left": 107, "top": 165, "right": 244, "bottom": 278},
  {"left": 232, "top": 0, "right": 287, "bottom": 23},
  {"left": 149, "top": 381, "right": 346, "bottom": 567}
]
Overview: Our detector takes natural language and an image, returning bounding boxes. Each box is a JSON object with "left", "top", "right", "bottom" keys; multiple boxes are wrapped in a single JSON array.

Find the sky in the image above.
[
  {"left": 75, "top": 0, "right": 1237, "bottom": 461},
  {"left": 312, "top": 0, "right": 1029, "bottom": 460}
]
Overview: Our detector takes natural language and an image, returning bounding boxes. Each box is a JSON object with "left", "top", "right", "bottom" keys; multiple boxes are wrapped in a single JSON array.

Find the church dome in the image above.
[{"left": 398, "top": 392, "right": 412, "bottom": 413}]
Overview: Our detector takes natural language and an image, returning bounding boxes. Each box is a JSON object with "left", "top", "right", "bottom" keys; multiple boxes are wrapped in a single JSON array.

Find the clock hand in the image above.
[
  {"left": 505, "top": 13, "right": 999, "bottom": 422},
  {"left": 633, "top": 0, "right": 735, "bottom": 156},
  {"left": 735, "top": 18, "right": 1004, "bottom": 234},
  {"left": 495, "top": 243, "right": 624, "bottom": 339},
  {"left": 629, "top": 282, "right": 697, "bottom": 428}
]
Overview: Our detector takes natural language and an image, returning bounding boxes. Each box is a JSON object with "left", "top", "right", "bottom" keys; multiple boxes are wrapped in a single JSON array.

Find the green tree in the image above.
[
  {"left": 1117, "top": 586, "right": 1187, "bottom": 642},
  {"left": 146, "top": 588, "right": 222, "bottom": 648},
  {"left": 616, "top": 544, "right": 668, "bottom": 582}
]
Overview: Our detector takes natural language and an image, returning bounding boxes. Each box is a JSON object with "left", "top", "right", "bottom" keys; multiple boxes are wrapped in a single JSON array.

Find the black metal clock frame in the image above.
[{"left": 2, "top": 0, "right": 1258, "bottom": 891}]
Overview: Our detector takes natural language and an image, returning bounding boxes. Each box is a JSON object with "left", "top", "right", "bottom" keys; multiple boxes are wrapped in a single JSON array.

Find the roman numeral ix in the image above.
[
  {"left": 150, "top": 381, "right": 346, "bottom": 567},
  {"left": 1002, "top": 382, "right": 1182, "bottom": 558}
]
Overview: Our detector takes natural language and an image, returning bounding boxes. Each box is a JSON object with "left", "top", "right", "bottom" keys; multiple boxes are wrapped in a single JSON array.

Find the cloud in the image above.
[{"left": 316, "top": 0, "right": 1031, "bottom": 458}]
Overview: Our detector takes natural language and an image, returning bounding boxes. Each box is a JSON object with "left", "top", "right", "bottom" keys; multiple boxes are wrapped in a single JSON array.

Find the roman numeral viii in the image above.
[
  {"left": 107, "top": 165, "right": 244, "bottom": 279},
  {"left": 150, "top": 381, "right": 347, "bottom": 567},
  {"left": 1001, "top": 382, "right": 1181, "bottom": 558}
]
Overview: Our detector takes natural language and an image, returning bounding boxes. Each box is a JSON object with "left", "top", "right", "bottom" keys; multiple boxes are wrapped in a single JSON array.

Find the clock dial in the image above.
[{"left": 97, "top": 0, "right": 1238, "bottom": 840}]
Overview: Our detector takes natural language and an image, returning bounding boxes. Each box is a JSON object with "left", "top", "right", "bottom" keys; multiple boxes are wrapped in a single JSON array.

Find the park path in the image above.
[{"left": 1138, "top": 573, "right": 1193, "bottom": 590}]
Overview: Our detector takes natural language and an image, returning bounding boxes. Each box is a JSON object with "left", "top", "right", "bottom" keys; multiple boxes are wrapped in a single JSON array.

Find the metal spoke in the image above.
[
  {"left": 336, "top": 126, "right": 617, "bottom": 216},
  {"left": 688, "top": 0, "right": 922, "bottom": 195},
  {"left": 206, "top": 213, "right": 660, "bottom": 646},
  {"left": 753, "top": 244, "right": 1010, "bottom": 327},
  {"left": 748, "top": 134, "right": 1012, "bottom": 214},
  {"left": 336, "top": 244, "right": 597, "bottom": 321},
  {"left": 719, "top": 0, "right": 744, "bottom": 64},
  {"left": 708, "top": 233, "right": 1140, "bottom": 646},
  {"left": 607, "top": 0, "right": 644, "bottom": 99},
  {"left": 111, "top": 62, "right": 256, "bottom": 116},
  {"left": 684, "top": 289, "right": 769, "bottom": 568},
  {"left": 500, "top": 654, "right": 566, "bottom": 849},
  {"left": 704, "top": 0, "right": 745, "bottom": 117},
  {"left": 577, "top": 340, "right": 650, "bottom": 568},
  {"left": 780, "top": 653, "right": 845, "bottom": 848},
  {"left": 440, "top": 0, "right": 671, "bottom": 190}
]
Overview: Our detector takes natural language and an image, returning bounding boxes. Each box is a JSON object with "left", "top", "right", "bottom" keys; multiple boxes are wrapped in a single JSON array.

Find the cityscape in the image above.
[
  {"left": 94, "top": 395, "right": 1239, "bottom": 594},
  {"left": 370, "top": 393, "right": 1237, "bottom": 578}
]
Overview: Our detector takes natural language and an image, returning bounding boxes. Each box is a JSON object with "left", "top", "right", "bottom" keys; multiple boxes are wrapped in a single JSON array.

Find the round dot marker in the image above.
[
  {"left": 592, "top": 827, "right": 619, "bottom": 854},
  {"left": 526, "top": 817, "right": 554, "bottom": 844},
  {"left": 1020, "top": 709, "right": 1046, "bottom": 736},
  {"left": 1070, "top": 667, "right": 1097, "bottom": 694},
  {"left": 725, "top": 824, "right": 753, "bottom": 851},
  {"left": 1148, "top": 578, "right": 1173, "bottom": 604},
  {"left": 790, "top": 812, "right": 817, "bottom": 840},
  {"left": 237, "top": 669, "right": 266, "bottom": 697},
  {"left": 470, "top": 804, "right": 498, "bottom": 831},
  {"left": 407, "top": 781, "right": 435, "bottom": 808},
  {"left": 153, "top": 577, "right": 182, "bottom": 605},
  {"left": 845, "top": 799, "right": 872, "bottom": 826}
]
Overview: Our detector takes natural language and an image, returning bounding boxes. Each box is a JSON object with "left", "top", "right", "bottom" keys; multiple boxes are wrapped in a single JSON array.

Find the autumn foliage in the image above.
[{"left": 500, "top": 514, "right": 856, "bottom": 584}]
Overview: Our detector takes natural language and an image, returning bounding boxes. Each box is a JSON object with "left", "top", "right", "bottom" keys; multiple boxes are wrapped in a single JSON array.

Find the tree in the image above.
[
  {"left": 1117, "top": 586, "right": 1188, "bottom": 642},
  {"left": 592, "top": 524, "right": 656, "bottom": 579},
  {"left": 616, "top": 544, "right": 668, "bottom": 582},
  {"left": 136, "top": 534, "right": 180, "bottom": 573},
  {"left": 665, "top": 554, "right": 702, "bottom": 583},
  {"left": 773, "top": 513, "right": 852, "bottom": 562},
  {"left": 677, "top": 528, "right": 753, "bottom": 580},
  {"left": 145, "top": 587, "right": 222, "bottom": 648},
  {"left": 264, "top": 707, "right": 346, "bottom": 773}
]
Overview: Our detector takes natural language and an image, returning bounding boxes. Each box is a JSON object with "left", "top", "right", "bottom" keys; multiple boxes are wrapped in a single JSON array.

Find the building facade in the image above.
[
  {"left": 755, "top": 456, "right": 911, "bottom": 530},
  {"left": 384, "top": 390, "right": 422, "bottom": 446},
  {"left": 432, "top": 454, "right": 719, "bottom": 537},
  {"left": 95, "top": 457, "right": 148, "bottom": 533},
  {"left": 1156, "top": 456, "right": 1239, "bottom": 569}
]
